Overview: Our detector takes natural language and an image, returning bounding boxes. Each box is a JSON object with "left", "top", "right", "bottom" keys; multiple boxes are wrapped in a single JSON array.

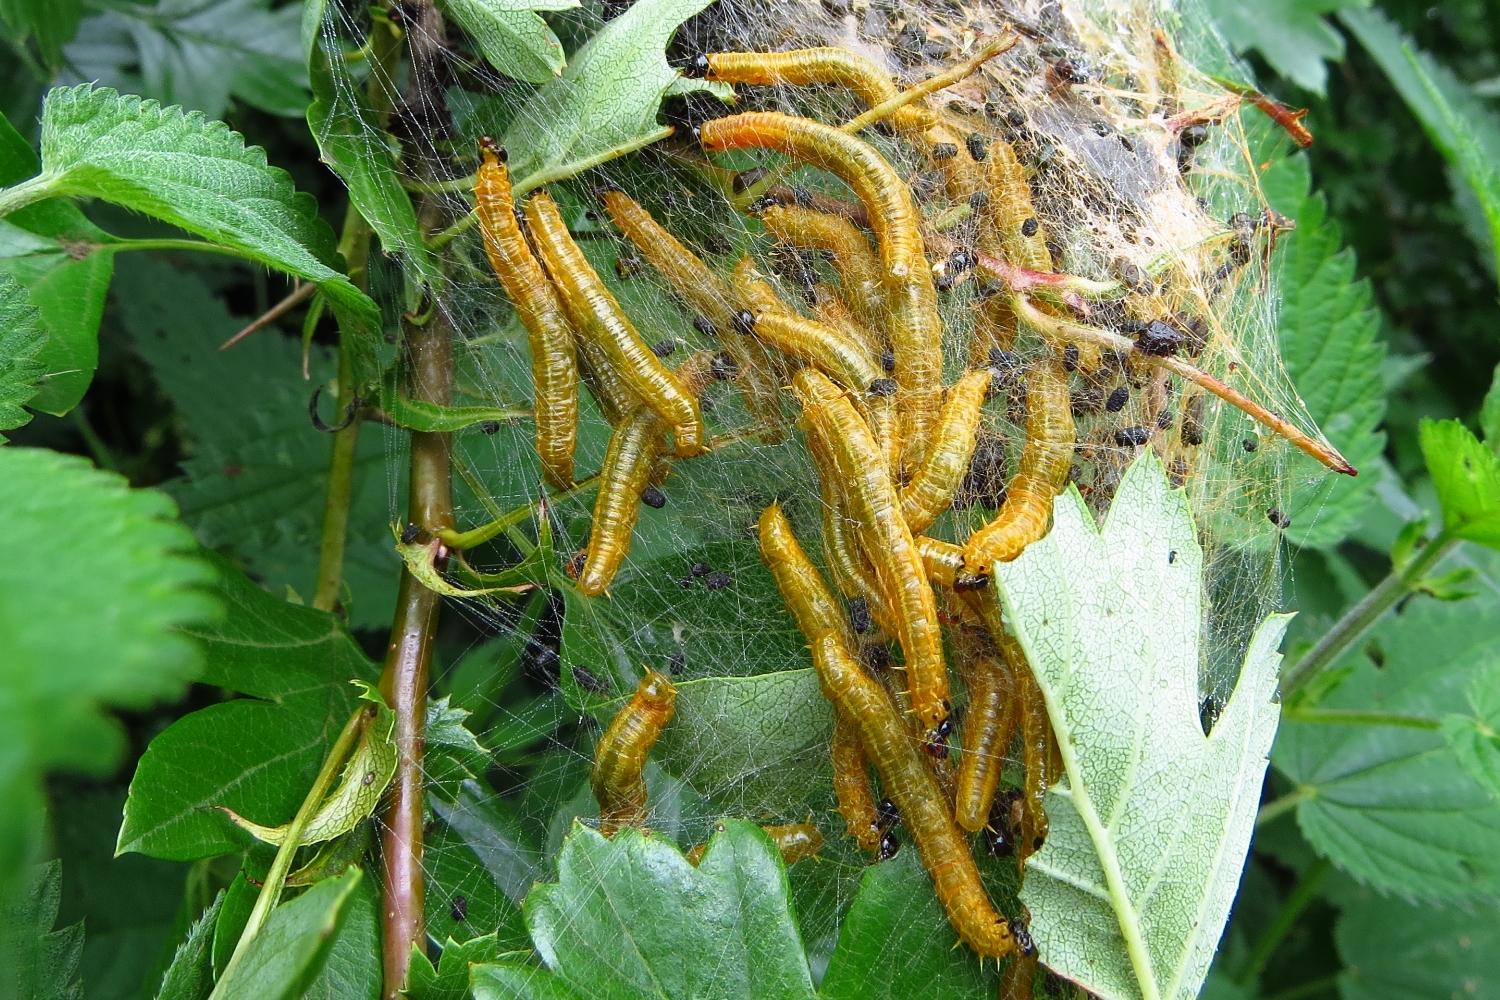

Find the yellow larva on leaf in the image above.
[
  {"left": 592, "top": 668, "right": 677, "bottom": 837},
  {"left": 576, "top": 405, "right": 669, "bottom": 597},
  {"left": 899, "top": 370, "right": 991, "bottom": 534}
]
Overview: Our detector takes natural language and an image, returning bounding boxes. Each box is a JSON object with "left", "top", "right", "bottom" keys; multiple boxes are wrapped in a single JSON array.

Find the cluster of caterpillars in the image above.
[{"left": 474, "top": 36, "right": 1352, "bottom": 976}]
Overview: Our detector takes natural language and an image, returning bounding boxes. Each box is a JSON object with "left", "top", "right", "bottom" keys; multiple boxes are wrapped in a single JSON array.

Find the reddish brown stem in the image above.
[{"left": 379, "top": 1, "right": 453, "bottom": 995}]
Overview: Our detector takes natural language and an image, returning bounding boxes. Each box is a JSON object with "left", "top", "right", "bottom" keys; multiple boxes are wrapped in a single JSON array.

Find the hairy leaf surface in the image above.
[
  {"left": 438, "top": 0, "right": 577, "bottom": 84},
  {"left": 29, "top": 85, "right": 380, "bottom": 381},
  {"left": 1002, "top": 455, "right": 1284, "bottom": 1000},
  {"left": 1275, "top": 576, "right": 1500, "bottom": 900},
  {"left": 0, "top": 447, "right": 216, "bottom": 893},
  {"left": 0, "top": 269, "right": 44, "bottom": 437},
  {"left": 1421, "top": 418, "right": 1500, "bottom": 550}
]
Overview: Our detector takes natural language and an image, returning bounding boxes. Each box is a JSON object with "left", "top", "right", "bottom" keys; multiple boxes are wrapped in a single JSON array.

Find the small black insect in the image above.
[
  {"left": 868, "top": 378, "right": 898, "bottom": 397},
  {"left": 1063, "top": 343, "right": 1080, "bottom": 372},
  {"left": 615, "top": 253, "right": 643, "bottom": 279},
  {"left": 1115, "top": 426, "right": 1151, "bottom": 447},
  {"left": 881, "top": 350, "right": 896, "bottom": 373},
  {"left": 400, "top": 524, "right": 421, "bottom": 544},
  {"left": 1180, "top": 123, "right": 1210, "bottom": 149},
  {"left": 1090, "top": 120, "right": 1112, "bottom": 137},
  {"left": 1105, "top": 386, "right": 1130, "bottom": 412},
  {"left": 876, "top": 797, "right": 899, "bottom": 830},
  {"left": 849, "top": 596, "right": 872, "bottom": 634},
  {"left": 449, "top": 894, "right": 468, "bottom": 921},
  {"left": 1267, "top": 507, "right": 1291, "bottom": 529},
  {"left": 668, "top": 651, "right": 686, "bottom": 675},
  {"left": 703, "top": 571, "right": 733, "bottom": 590},
  {"left": 480, "top": 420, "right": 502, "bottom": 434},
  {"left": 1243, "top": 437, "right": 1259, "bottom": 453},
  {"left": 1021, "top": 217, "right": 1040, "bottom": 237},
  {"left": 1011, "top": 919, "right": 1036, "bottom": 956},
  {"left": 1135, "top": 319, "right": 1185, "bottom": 356},
  {"left": 693, "top": 315, "right": 718, "bottom": 337},
  {"left": 966, "top": 133, "right": 988, "bottom": 160},
  {"left": 1180, "top": 395, "right": 1205, "bottom": 446},
  {"left": 931, "top": 142, "right": 958, "bottom": 160},
  {"left": 877, "top": 830, "right": 901, "bottom": 861},
  {"left": 651, "top": 339, "right": 677, "bottom": 358},
  {"left": 967, "top": 189, "right": 990, "bottom": 211},
  {"left": 923, "top": 718, "right": 953, "bottom": 758},
  {"left": 641, "top": 485, "right": 667, "bottom": 509},
  {"left": 572, "top": 663, "right": 608, "bottom": 693},
  {"left": 690, "top": 561, "right": 712, "bottom": 578},
  {"left": 732, "top": 310, "right": 756, "bottom": 336},
  {"left": 1168, "top": 550, "right": 1178, "bottom": 564},
  {"left": 710, "top": 352, "right": 738, "bottom": 381}
]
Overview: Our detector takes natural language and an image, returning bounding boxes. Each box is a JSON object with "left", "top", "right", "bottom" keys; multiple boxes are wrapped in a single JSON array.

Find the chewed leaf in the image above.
[
  {"left": 1001, "top": 454, "right": 1284, "bottom": 1000},
  {"left": 218, "top": 681, "right": 396, "bottom": 847}
]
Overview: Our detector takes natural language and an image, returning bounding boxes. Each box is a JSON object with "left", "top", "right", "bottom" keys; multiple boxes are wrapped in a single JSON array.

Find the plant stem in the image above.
[
  {"left": 1257, "top": 785, "right": 1315, "bottom": 827},
  {"left": 71, "top": 406, "right": 117, "bottom": 472},
  {"left": 379, "top": 2, "right": 453, "bottom": 993},
  {"left": 108, "top": 237, "right": 268, "bottom": 264},
  {"left": 212, "top": 703, "right": 370, "bottom": 994},
  {"left": 1281, "top": 533, "right": 1460, "bottom": 699},
  {"left": 1282, "top": 708, "right": 1441, "bottom": 729},
  {"left": 1263, "top": 976, "right": 1339, "bottom": 1000},
  {"left": 0, "top": 173, "right": 57, "bottom": 219},
  {"left": 1235, "top": 858, "right": 1332, "bottom": 987},
  {"left": 313, "top": 203, "right": 373, "bottom": 614}
]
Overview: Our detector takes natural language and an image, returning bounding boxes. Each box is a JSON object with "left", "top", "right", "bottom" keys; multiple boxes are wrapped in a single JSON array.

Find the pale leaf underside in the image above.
[{"left": 1006, "top": 454, "right": 1285, "bottom": 1000}]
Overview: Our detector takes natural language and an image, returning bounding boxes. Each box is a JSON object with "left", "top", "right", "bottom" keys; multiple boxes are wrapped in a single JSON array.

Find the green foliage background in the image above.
[{"left": 4, "top": 0, "right": 1500, "bottom": 998}]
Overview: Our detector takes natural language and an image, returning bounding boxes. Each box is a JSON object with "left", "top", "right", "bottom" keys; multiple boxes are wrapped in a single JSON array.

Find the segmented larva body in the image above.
[
  {"left": 962, "top": 353, "right": 1076, "bottom": 575},
  {"left": 900, "top": 370, "right": 991, "bottom": 534},
  {"left": 592, "top": 668, "right": 677, "bottom": 837},
  {"left": 812, "top": 282, "right": 885, "bottom": 362},
  {"left": 916, "top": 536, "right": 989, "bottom": 593},
  {"left": 1016, "top": 658, "right": 1058, "bottom": 864},
  {"left": 753, "top": 310, "right": 885, "bottom": 394},
  {"left": 705, "top": 48, "right": 933, "bottom": 134},
  {"left": 576, "top": 405, "right": 669, "bottom": 596},
  {"left": 793, "top": 368, "right": 949, "bottom": 726},
  {"left": 757, "top": 501, "right": 852, "bottom": 644},
  {"left": 761, "top": 204, "right": 886, "bottom": 336},
  {"left": 526, "top": 192, "right": 706, "bottom": 458},
  {"left": 599, "top": 189, "right": 786, "bottom": 440},
  {"left": 951, "top": 625, "right": 1018, "bottom": 833},
  {"left": 884, "top": 269, "right": 945, "bottom": 475},
  {"left": 756, "top": 513, "right": 1014, "bottom": 958},
  {"left": 980, "top": 140, "right": 1053, "bottom": 275},
  {"left": 970, "top": 294, "right": 1018, "bottom": 369},
  {"left": 832, "top": 708, "right": 884, "bottom": 853},
  {"left": 685, "top": 821, "right": 825, "bottom": 867},
  {"left": 762, "top": 822, "right": 825, "bottom": 865},
  {"left": 807, "top": 427, "right": 900, "bottom": 634},
  {"left": 475, "top": 140, "right": 579, "bottom": 489},
  {"left": 700, "top": 112, "right": 922, "bottom": 281}
]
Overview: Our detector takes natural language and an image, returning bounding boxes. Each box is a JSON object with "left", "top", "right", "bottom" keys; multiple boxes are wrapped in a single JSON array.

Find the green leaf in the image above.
[
  {"left": 0, "top": 447, "right": 216, "bottom": 893},
  {"left": 471, "top": 822, "right": 815, "bottom": 1000},
  {"left": 1420, "top": 418, "right": 1500, "bottom": 549},
  {"left": 1274, "top": 572, "right": 1500, "bottom": 900},
  {"left": 156, "top": 890, "right": 224, "bottom": 1000},
  {"left": 374, "top": 366, "right": 530, "bottom": 432},
  {"left": 408, "top": 933, "right": 504, "bottom": 1000},
  {"left": 0, "top": 862, "right": 83, "bottom": 1000},
  {"left": 429, "top": 781, "right": 545, "bottom": 907},
  {"left": 1335, "top": 892, "right": 1500, "bottom": 1000},
  {"left": 424, "top": 823, "right": 528, "bottom": 951},
  {"left": 426, "top": 696, "right": 493, "bottom": 804},
  {"left": 0, "top": 0, "right": 84, "bottom": 70},
  {"left": 303, "top": 7, "right": 435, "bottom": 287},
  {"left": 118, "top": 254, "right": 400, "bottom": 629},
  {"left": 117, "top": 553, "right": 377, "bottom": 860},
  {"left": 0, "top": 108, "right": 116, "bottom": 415},
  {"left": 298, "top": 872, "right": 381, "bottom": 1000},
  {"left": 819, "top": 846, "right": 995, "bottom": 1000},
  {"left": 651, "top": 670, "right": 834, "bottom": 816},
  {"left": 438, "top": 0, "right": 577, "bottom": 85},
  {"left": 212, "top": 867, "right": 362, "bottom": 1000},
  {"left": 0, "top": 269, "right": 44, "bottom": 437},
  {"left": 65, "top": 0, "right": 309, "bottom": 119},
  {"left": 502, "top": 0, "right": 731, "bottom": 191},
  {"left": 50, "top": 785, "right": 189, "bottom": 1000},
  {"left": 1440, "top": 659, "right": 1500, "bottom": 801},
  {"left": 995, "top": 454, "right": 1285, "bottom": 1000},
  {"left": 1339, "top": 6, "right": 1500, "bottom": 277},
  {"left": 1270, "top": 167, "right": 1388, "bottom": 549},
  {"left": 1481, "top": 362, "right": 1500, "bottom": 451},
  {"left": 25, "top": 85, "right": 381, "bottom": 383},
  {"left": 1203, "top": 0, "right": 1364, "bottom": 94}
]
